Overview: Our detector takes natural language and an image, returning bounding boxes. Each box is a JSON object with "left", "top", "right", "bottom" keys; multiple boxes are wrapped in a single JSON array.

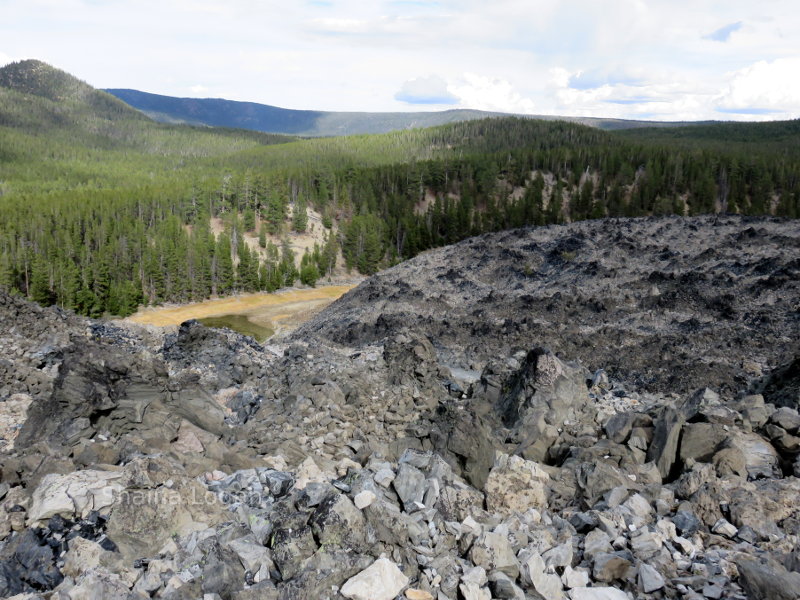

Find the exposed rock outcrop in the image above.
[{"left": 1, "top": 216, "right": 799, "bottom": 599}]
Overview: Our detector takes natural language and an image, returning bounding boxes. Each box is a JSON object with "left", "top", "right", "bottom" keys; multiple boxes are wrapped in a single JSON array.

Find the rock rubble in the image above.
[{"left": 0, "top": 215, "right": 799, "bottom": 599}]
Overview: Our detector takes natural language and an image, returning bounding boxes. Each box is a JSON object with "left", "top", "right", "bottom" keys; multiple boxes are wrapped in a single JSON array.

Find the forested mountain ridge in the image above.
[
  {"left": 106, "top": 88, "right": 506, "bottom": 136},
  {"left": 0, "top": 59, "right": 143, "bottom": 119},
  {"left": 618, "top": 119, "right": 800, "bottom": 152},
  {"left": 621, "top": 119, "right": 800, "bottom": 145},
  {"left": 1, "top": 60, "right": 799, "bottom": 319},
  {"left": 0, "top": 60, "right": 296, "bottom": 195},
  {"left": 106, "top": 87, "right": 703, "bottom": 137}
]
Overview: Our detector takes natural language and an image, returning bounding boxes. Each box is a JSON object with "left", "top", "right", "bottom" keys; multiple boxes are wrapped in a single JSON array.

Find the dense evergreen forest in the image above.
[{"left": 1, "top": 60, "right": 799, "bottom": 317}]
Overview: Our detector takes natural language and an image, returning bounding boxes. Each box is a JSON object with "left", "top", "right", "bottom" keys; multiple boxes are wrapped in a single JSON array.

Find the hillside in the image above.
[
  {"left": 106, "top": 87, "right": 699, "bottom": 137},
  {"left": 0, "top": 59, "right": 143, "bottom": 122},
  {"left": 105, "top": 88, "right": 504, "bottom": 136},
  {"left": 1, "top": 216, "right": 799, "bottom": 599},
  {"left": 617, "top": 118, "right": 800, "bottom": 155},
  {"left": 0, "top": 60, "right": 295, "bottom": 193},
  {"left": 1, "top": 60, "right": 799, "bottom": 320}
]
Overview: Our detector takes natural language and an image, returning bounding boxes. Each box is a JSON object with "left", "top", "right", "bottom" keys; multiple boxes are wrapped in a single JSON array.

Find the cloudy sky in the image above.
[{"left": 2, "top": 0, "right": 799, "bottom": 121}]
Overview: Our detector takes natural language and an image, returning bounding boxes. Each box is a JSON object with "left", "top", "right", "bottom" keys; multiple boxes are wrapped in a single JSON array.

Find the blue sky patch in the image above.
[
  {"left": 704, "top": 21, "right": 743, "bottom": 42},
  {"left": 395, "top": 93, "right": 458, "bottom": 104},
  {"left": 716, "top": 106, "right": 781, "bottom": 115},
  {"left": 395, "top": 75, "right": 458, "bottom": 105},
  {"left": 569, "top": 70, "right": 643, "bottom": 91}
]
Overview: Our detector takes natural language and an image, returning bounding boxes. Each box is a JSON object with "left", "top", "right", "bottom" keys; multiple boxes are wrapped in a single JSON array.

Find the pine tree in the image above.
[
  {"left": 265, "top": 195, "right": 285, "bottom": 234},
  {"left": 292, "top": 199, "right": 308, "bottom": 233},
  {"left": 92, "top": 255, "right": 111, "bottom": 311},
  {"left": 29, "top": 257, "right": 53, "bottom": 305},
  {"left": 343, "top": 214, "right": 384, "bottom": 275},
  {"left": 215, "top": 233, "right": 234, "bottom": 295},
  {"left": 0, "top": 253, "right": 16, "bottom": 292},
  {"left": 61, "top": 260, "right": 81, "bottom": 310},
  {"left": 279, "top": 239, "right": 297, "bottom": 287},
  {"left": 243, "top": 208, "right": 256, "bottom": 232},
  {"left": 300, "top": 250, "right": 320, "bottom": 287}
]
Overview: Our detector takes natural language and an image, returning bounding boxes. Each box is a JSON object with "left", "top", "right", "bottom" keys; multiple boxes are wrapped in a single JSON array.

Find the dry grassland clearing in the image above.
[{"left": 126, "top": 285, "right": 356, "bottom": 339}]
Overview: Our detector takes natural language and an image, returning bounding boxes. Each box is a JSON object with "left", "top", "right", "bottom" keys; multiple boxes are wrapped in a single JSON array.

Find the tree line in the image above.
[{"left": 1, "top": 114, "right": 798, "bottom": 317}]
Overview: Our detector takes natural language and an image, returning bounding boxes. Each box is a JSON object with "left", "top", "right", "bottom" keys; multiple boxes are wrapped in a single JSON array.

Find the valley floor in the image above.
[{"left": 125, "top": 283, "right": 358, "bottom": 337}]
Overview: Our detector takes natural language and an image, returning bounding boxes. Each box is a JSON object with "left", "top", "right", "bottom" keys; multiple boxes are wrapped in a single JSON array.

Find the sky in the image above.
[{"left": 2, "top": 0, "right": 799, "bottom": 121}]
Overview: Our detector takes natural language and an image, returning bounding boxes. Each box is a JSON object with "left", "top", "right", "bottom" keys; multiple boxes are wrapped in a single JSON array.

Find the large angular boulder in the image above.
[
  {"left": 484, "top": 454, "right": 549, "bottom": 515},
  {"left": 646, "top": 407, "right": 684, "bottom": 480},
  {"left": 106, "top": 476, "right": 227, "bottom": 561},
  {"left": 201, "top": 540, "right": 247, "bottom": 600},
  {"left": 736, "top": 557, "right": 800, "bottom": 600},
  {"left": 494, "top": 348, "right": 587, "bottom": 430},
  {"left": 340, "top": 557, "right": 408, "bottom": 600},
  {"left": 27, "top": 470, "right": 124, "bottom": 526},
  {"left": 393, "top": 463, "right": 426, "bottom": 511},
  {"left": 271, "top": 525, "right": 318, "bottom": 581},
  {"left": 469, "top": 531, "right": 519, "bottom": 579},
  {"left": 726, "top": 432, "right": 780, "bottom": 479},
  {"left": 436, "top": 483, "right": 485, "bottom": 522},
  {"left": 309, "top": 492, "right": 367, "bottom": 550},
  {"left": 679, "top": 423, "right": 728, "bottom": 463},
  {"left": 728, "top": 478, "right": 800, "bottom": 540},
  {"left": 519, "top": 548, "right": 567, "bottom": 600}
]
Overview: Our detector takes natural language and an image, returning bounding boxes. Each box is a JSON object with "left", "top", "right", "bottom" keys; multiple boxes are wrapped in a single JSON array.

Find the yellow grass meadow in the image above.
[{"left": 125, "top": 285, "right": 356, "bottom": 337}]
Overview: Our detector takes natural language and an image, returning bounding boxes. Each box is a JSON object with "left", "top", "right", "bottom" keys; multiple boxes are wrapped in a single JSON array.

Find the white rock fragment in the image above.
[
  {"left": 354, "top": 490, "right": 377, "bottom": 509},
  {"left": 519, "top": 548, "right": 566, "bottom": 600},
  {"left": 459, "top": 582, "right": 491, "bottom": 600},
  {"left": 293, "top": 456, "right": 328, "bottom": 490},
  {"left": 622, "top": 493, "right": 652, "bottom": 522},
  {"left": 340, "top": 557, "right": 409, "bottom": 600},
  {"left": 0, "top": 393, "right": 32, "bottom": 452},
  {"left": 461, "top": 566, "right": 488, "bottom": 586},
  {"left": 27, "top": 470, "right": 124, "bottom": 526},
  {"left": 561, "top": 565, "right": 590, "bottom": 589},
  {"left": 711, "top": 518, "right": 738, "bottom": 539},
  {"left": 374, "top": 467, "right": 396, "bottom": 488},
  {"left": 570, "top": 586, "right": 631, "bottom": 600}
]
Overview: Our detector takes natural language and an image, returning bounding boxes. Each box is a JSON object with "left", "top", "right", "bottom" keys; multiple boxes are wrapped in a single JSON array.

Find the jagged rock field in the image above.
[{"left": 0, "top": 215, "right": 799, "bottom": 600}]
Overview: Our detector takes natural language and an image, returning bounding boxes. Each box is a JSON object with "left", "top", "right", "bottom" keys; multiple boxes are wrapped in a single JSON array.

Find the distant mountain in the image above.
[
  {"left": 0, "top": 59, "right": 293, "bottom": 185},
  {"left": 617, "top": 118, "right": 800, "bottom": 145},
  {"left": 104, "top": 88, "right": 510, "bottom": 136},
  {"left": 106, "top": 88, "right": 698, "bottom": 137},
  {"left": 1, "top": 60, "right": 146, "bottom": 124}
]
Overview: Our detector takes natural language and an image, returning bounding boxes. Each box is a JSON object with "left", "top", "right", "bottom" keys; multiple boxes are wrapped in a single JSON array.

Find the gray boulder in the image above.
[
  {"left": 646, "top": 408, "right": 684, "bottom": 480},
  {"left": 309, "top": 492, "right": 367, "bottom": 550},
  {"left": 736, "top": 557, "right": 800, "bottom": 600},
  {"left": 469, "top": 531, "right": 519, "bottom": 579}
]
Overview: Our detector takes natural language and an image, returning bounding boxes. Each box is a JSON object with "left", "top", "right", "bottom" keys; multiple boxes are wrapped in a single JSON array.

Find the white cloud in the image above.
[
  {"left": 395, "top": 75, "right": 457, "bottom": 105},
  {"left": 449, "top": 73, "right": 537, "bottom": 114},
  {"left": 1, "top": 0, "right": 800, "bottom": 119},
  {"left": 717, "top": 57, "right": 800, "bottom": 114},
  {"left": 542, "top": 67, "right": 712, "bottom": 121},
  {"left": 309, "top": 17, "right": 369, "bottom": 33},
  {"left": 189, "top": 85, "right": 209, "bottom": 94}
]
